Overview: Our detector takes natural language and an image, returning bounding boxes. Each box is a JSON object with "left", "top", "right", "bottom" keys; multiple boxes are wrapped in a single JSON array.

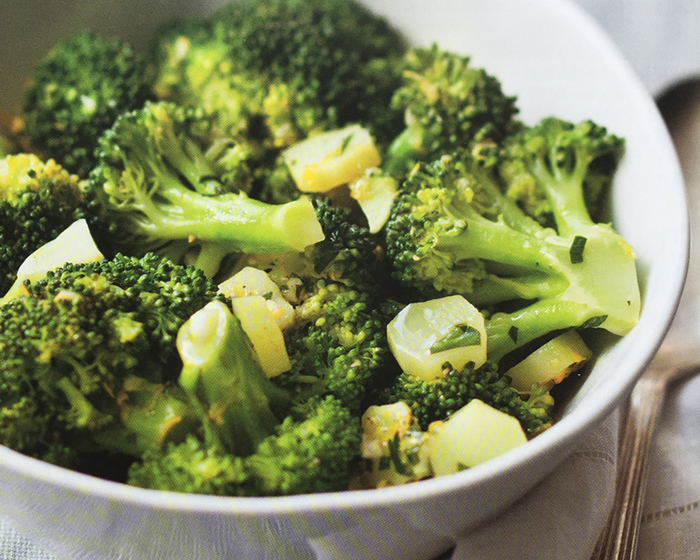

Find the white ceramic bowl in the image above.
[{"left": 0, "top": 1, "right": 689, "bottom": 559}]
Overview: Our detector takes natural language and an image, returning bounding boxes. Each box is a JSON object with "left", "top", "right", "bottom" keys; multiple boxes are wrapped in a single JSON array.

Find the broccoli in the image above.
[
  {"left": 176, "top": 299, "right": 290, "bottom": 457},
  {"left": 151, "top": 0, "right": 406, "bottom": 147},
  {"left": 128, "top": 395, "right": 361, "bottom": 496},
  {"left": 0, "top": 154, "right": 85, "bottom": 294},
  {"left": 380, "top": 361, "right": 554, "bottom": 437},
  {"left": 230, "top": 198, "right": 394, "bottom": 414},
  {"left": 21, "top": 31, "right": 154, "bottom": 177},
  {"left": 0, "top": 253, "right": 219, "bottom": 470},
  {"left": 384, "top": 128, "right": 640, "bottom": 362},
  {"left": 128, "top": 299, "right": 361, "bottom": 496},
  {"left": 384, "top": 44, "right": 521, "bottom": 177},
  {"left": 276, "top": 279, "right": 391, "bottom": 414},
  {"left": 84, "top": 101, "right": 325, "bottom": 278},
  {"left": 148, "top": 0, "right": 407, "bottom": 202},
  {"left": 500, "top": 117, "right": 626, "bottom": 231}
]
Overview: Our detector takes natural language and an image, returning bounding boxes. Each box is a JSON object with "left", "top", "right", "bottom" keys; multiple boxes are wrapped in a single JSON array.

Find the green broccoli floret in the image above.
[
  {"left": 384, "top": 133, "right": 640, "bottom": 362},
  {"left": 0, "top": 253, "right": 219, "bottom": 469},
  {"left": 381, "top": 362, "right": 554, "bottom": 438},
  {"left": 148, "top": 0, "right": 407, "bottom": 203},
  {"left": 21, "top": 31, "right": 154, "bottom": 177},
  {"left": 151, "top": 0, "right": 406, "bottom": 148},
  {"left": 84, "top": 101, "right": 325, "bottom": 278},
  {"left": 0, "top": 154, "right": 85, "bottom": 294},
  {"left": 128, "top": 298, "right": 361, "bottom": 496},
  {"left": 384, "top": 44, "right": 520, "bottom": 177},
  {"left": 242, "top": 395, "right": 362, "bottom": 495},
  {"left": 128, "top": 395, "right": 361, "bottom": 496},
  {"left": 306, "top": 196, "right": 385, "bottom": 291},
  {"left": 277, "top": 279, "right": 390, "bottom": 414},
  {"left": 500, "top": 117, "right": 626, "bottom": 233},
  {"left": 127, "top": 434, "right": 248, "bottom": 495}
]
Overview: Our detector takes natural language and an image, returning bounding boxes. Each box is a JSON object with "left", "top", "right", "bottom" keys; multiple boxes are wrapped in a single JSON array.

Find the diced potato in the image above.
[
  {"left": 357, "top": 402, "right": 431, "bottom": 488},
  {"left": 506, "top": 329, "right": 593, "bottom": 392},
  {"left": 0, "top": 218, "right": 104, "bottom": 304},
  {"left": 218, "top": 266, "right": 295, "bottom": 330},
  {"left": 349, "top": 171, "right": 398, "bottom": 233},
  {"left": 428, "top": 399, "right": 527, "bottom": 476},
  {"left": 387, "top": 295, "right": 487, "bottom": 381},
  {"left": 282, "top": 125, "right": 381, "bottom": 193},
  {"left": 360, "top": 401, "right": 415, "bottom": 459},
  {"left": 230, "top": 295, "right": 291, "bottom": 378}
]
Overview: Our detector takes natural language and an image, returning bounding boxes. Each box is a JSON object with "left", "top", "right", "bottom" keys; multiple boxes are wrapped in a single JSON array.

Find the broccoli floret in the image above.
[
  {"left": 129, "top": 299, "right": 361, "bottom": 496},
  {"left": 148, "top": 0, "right": 407, "bottom": 203},
  {"left": 307, "top": 196, "right": 385, "bottom": 290},
  {"left": 0, "top": 154, "right": 85, "bottom": 294},
  {"left": 385, "top": 136, "right": 640, "bottom": 362},
  {"left": 128, "top": 395, "right": 361, "bottom": 496},
  {"left": 0, "top": 253, "right": 218, "bottom": 468},
  {"left": 127, "top": 434, "right": 248, "bottom": 495},
  {"left": 151, "top": 0, "right": 406, "bottom": 148},
  {"left": 21, "top": 31, "right": 154, "bottom": 177},
  {"left": 84, "top": 101, "right": 325, "bottom": 278},
  {"left": 277, "top": 279, "right": 391, "bottom": 414},
  {"left": 242, "top": 395, "right": 362, "bottom": 495},
  {"left": 500, "top": 117, "right": 626, "bottom": 232},
  {"left": 35, "top": 253, "right": 220, "bottom": 363},
  {"left": 381, "top": 362, "right": 554, "bottom": 437},
  {"left": 384, "top": 44, "right": 520, "bottom": 177}
]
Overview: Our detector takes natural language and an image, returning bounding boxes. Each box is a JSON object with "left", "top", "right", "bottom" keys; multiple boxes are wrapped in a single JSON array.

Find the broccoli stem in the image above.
[
  {"left": 118, "top": 164, "right": 323, "bottom": 255},
  {"left": 57, "top": 376, "right": 198, "bottom": 458},
  {"left": 436, "top": 207, "right": 566, "bottom": 276},
  {"left": 177, "top": 300, "right": 289, "bottom": 457},
  {"left": 384, "top": 126, "right": 426, "bottom": 177},
  {"left": 528, "top": 149, "right": 593, "bottom": 236},
  {"left": 485, "top": 299, "right": 595, "bottom": 362}
]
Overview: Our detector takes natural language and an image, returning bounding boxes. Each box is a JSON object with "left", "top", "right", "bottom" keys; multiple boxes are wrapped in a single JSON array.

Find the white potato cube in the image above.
[{"left": 428, "top": 399, "right": 527, "bottom": 476}]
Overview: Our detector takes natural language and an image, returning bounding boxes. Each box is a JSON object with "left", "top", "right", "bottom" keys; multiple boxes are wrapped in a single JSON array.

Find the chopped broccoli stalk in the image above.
[
  {"left": 21, "top": 31, "right": 154, "bottom": 176},
  {"left": 385, "top": 142, "right": 640, "bottom": 362},
  {"left": 384, "top": 44, "right": 520, "bottom": 177},
  {"left": 85, "top": 101, "right": 325, "bottom": 278},
  {"left": 177, "top": 300, "right": 290, "bottom": 457},
  {"left": 354, "top": 401, "right": 431, "bottom": 488},
  {"left": 427, "top": 398, "right": 527, "bottom": 475},
  {"left": 505, "top": 329, "right": 592, "bottom": 392}
]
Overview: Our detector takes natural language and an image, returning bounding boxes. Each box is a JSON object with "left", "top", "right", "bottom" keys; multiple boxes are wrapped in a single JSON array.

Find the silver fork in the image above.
[{"left": 590, "top": 343, "right": 700, "bottom": 559}]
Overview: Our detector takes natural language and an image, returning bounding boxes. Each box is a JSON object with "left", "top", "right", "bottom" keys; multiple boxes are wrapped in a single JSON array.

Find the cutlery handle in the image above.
[{"left": 590, "top": 374, "right": 667, "bottom": 560}]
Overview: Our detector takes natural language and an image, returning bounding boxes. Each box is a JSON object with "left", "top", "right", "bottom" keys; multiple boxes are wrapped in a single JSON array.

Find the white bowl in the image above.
[{"left": 0, "top": 1, "right": 688, "bottom": 559}]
